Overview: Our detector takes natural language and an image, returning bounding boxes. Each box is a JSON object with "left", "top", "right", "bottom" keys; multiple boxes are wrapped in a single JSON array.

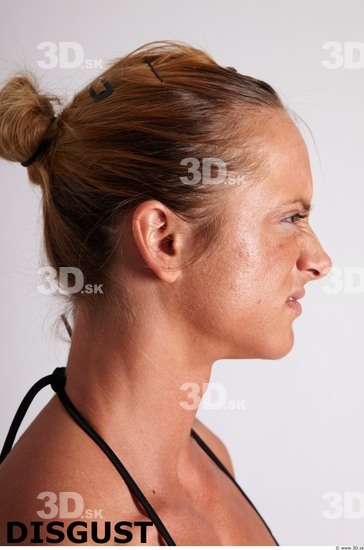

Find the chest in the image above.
[{"left": 146, "top": 470, "right": 277, "bottom": 545}]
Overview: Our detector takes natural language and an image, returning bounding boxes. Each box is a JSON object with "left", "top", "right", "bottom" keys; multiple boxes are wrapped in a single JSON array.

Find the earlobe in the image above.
[{"left": 132, "top": 201, "right": 183, "bottom": 283}]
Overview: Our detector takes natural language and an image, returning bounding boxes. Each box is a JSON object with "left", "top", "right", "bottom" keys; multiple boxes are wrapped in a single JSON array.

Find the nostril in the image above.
[{"left": 309, "top": 262, "right": 332, "bottom": 279}]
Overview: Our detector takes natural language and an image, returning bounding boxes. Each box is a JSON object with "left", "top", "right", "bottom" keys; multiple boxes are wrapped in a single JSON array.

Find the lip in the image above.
[
  {"left": 287, "top": 288, "right": 305, "bottom": 301},
  {"left": 286, "top": 288, "right": 305, "bottom": 315},
  {"left": 286, "top": 299, "right": 302, "bottom": 315}
]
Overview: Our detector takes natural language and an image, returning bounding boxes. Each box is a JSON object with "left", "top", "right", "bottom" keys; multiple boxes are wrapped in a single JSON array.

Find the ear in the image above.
[{"left": 132, "top": 200, "right": 187, "bottom": 283}]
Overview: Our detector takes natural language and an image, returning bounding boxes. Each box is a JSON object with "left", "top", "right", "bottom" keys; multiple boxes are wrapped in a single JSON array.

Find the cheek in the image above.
[
  {"left": 179, "top": 240, "right": 251, "bottom": 331},
  {"left": 226, "top": 235, "right": 298, "bottom": 313},
  {"left": 179, "top": 231, "right": 298, "bottom": 359},
  {"left": 262, "top": 232, "right": 299, "bottom": 279},
  {"left": 181, "top": 226, "right": 298, "bottom": 337}
]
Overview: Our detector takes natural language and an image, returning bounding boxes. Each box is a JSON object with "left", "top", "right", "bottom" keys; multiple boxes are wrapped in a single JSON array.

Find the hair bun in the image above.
[{"left": 0, "top": 73, "right": 60, "bottom": 167}]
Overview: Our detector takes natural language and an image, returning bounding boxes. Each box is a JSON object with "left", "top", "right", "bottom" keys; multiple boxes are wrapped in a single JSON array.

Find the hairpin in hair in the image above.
[
  {"left": 144, "top": 56, "right": 164, "bottom": 84},
  {"left": 21, "top": 116, "right": 57, "bottom": 167},
  {"left": 60, "top": 314, "right": 72, "bottom": 338},
  {"left": 226, "top": 66, "right": 237, "bottom": 72},
  {"left": 88, "top": 76, "right": 114, "bottom": 102}
]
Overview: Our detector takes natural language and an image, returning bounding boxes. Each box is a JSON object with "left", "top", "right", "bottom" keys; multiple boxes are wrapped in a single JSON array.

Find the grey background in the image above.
[{"left": 0, "top": 0, "right": 363, "bottom": 545}]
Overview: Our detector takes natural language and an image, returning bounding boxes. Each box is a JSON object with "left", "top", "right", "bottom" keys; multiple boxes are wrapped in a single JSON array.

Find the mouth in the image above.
[{"left": 286, "top": 289, "right": 305, "bottom": 315}]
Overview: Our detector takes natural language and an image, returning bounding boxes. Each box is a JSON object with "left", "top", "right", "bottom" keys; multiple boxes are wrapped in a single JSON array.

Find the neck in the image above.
[{"left": 64, "top": 304, "right": 215, "bottom": 485}]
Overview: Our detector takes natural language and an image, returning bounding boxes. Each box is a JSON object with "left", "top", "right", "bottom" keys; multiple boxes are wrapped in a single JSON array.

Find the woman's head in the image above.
[
  {"left": 0, "top": 40, "right": 331, "bottom": 358},
  {"left": 179, "top": 110, "right": 332, "bottom": 359}
]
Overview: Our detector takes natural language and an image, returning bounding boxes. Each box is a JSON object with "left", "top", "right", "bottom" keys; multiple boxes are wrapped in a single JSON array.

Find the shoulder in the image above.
[
  {"left": 0, "top": 398, "right": 160, "bottom": 546},
  {"left": 192, "top": 417, "right": 235, "bottom": 477}
]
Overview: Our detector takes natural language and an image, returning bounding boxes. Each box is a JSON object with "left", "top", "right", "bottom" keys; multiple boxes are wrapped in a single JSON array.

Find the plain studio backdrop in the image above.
[{"left": 0, "top": 0, "right": 363, "bottom": 545}]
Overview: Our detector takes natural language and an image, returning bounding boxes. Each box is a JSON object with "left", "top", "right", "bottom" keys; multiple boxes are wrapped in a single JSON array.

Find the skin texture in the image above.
[{"left": 0, "top": 111, "right": 332, "bottom": 545}]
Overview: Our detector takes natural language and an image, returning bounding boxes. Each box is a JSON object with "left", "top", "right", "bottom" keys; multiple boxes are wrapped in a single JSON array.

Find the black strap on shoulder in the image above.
[
  {"left": 0, "top": 372, "right": 54, "bottom": 464},
  {"left": 52, "top": 368, "right": 176, "bottom": 545},
  {"left": 0, "top": 368, "right": 176, "bottom": 546},
  {"left": 190, "top": 428, "right": 279, "bottom": 546},
  {"left": 1, "top": 369, "right": 278, "bottom": 546}
]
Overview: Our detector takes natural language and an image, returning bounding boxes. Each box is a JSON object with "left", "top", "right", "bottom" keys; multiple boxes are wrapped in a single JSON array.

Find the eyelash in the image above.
[{"left": 283, "top": 213, "right": 308, "bottom": 224}]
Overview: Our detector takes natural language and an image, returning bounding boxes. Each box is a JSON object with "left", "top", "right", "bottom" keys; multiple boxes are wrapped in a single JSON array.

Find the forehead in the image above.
[
  {"left": 257, "top": 111, "right": 313, "bottom": 206},
  {"left": 220, "top": 111, "right": 314, "bottom": 221}
]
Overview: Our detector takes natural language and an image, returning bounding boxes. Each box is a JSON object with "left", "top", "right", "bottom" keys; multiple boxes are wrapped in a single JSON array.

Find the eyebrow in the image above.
[{"left": 280, "top": 200, "right": 313, "bottom": 212}]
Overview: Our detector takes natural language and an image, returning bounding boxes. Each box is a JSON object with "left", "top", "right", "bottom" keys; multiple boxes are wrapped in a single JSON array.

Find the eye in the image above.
[{"left": 283, "top": 213, "right": 308, "bottom": 224}]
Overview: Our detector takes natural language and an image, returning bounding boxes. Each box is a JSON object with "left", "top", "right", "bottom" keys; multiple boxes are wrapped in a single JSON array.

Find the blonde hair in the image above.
[{"left": 0, "top": 40, "right": 285, "bottom": 326}]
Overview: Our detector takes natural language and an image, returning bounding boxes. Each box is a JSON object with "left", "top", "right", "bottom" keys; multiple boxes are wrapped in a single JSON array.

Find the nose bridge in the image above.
[{"left": 300, "top": 225, "right": 332, "bottom": 279}]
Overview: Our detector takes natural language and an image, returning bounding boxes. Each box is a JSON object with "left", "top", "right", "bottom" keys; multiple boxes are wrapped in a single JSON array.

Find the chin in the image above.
[
  {"left": 223, "top": 326, "right": 295, "bottom": 360},
  {"left": 265, "top": 346, "right": 293, "bottom": 360},
  {"left": 263, "top": 330, "right": 295, "bottom": 360},
  {"left": 244, "top": 330, "right": 295, "bottom": 360}
]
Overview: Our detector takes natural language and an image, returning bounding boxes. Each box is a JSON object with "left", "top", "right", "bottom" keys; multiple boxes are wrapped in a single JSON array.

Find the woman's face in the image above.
[{"left": 184, "top": 111, "right": 332, "bottom": 360}]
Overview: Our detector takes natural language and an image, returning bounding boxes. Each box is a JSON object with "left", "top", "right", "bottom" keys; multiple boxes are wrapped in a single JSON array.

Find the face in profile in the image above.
[{"left": 182, "top": 111, "right": 332, "bottom": 360}]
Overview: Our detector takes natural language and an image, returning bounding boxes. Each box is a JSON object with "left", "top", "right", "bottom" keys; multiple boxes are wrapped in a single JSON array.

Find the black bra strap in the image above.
[
  {"left": 0, "top": 367, "right": 176, "bottom": 546},
  {"left": 190, "top": 428, "right": 279, "bottom": 546},
  {"left": 0, "top": 373, "right": 54, "bottom": 464},
  {"left": 53, "top": 368, "right": 176, "bottom": 545},
  {"left": 1, "top": 368, "right": 278, "bottom": 546}
]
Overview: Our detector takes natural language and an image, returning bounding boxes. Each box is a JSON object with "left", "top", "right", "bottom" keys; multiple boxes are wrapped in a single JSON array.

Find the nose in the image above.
[{"left": 296, "top": 231, "right": 332, "bottom": 281}]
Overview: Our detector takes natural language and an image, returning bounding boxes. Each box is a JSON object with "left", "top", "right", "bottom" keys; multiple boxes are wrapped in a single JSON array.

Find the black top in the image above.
[{"left": 0, "top": 367, "right": 279, "bottom": 546}]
